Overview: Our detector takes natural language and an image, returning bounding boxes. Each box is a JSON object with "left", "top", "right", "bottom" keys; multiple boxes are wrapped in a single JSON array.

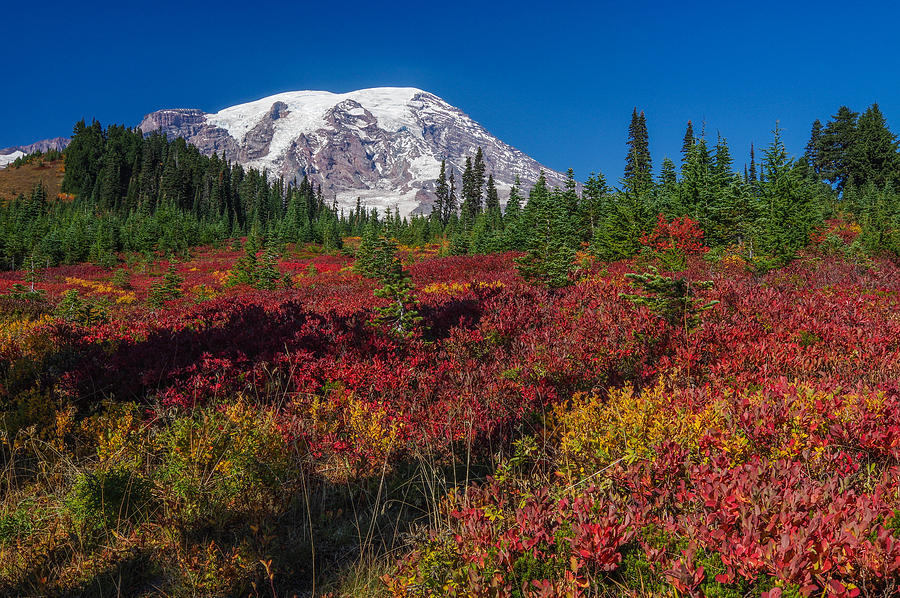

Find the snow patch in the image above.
[
  {"left": 206, "top": 87, "right": 429, "bottom": 172},
  {"left": 0, "top": 151, "right": 26, "bottom": 169}
]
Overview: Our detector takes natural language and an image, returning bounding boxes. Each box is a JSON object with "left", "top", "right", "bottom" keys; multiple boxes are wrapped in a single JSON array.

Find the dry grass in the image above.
[{"left": 0, "top": 159, "right": 66, "bottom": 202}]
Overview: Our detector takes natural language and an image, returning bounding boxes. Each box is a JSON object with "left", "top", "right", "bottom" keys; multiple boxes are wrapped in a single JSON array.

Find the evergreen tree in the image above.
[
  {"left": 446, "top": 169, "right": 458, "bottom": 225},
  {"left": 748, "top": 144, "right": 758, "bottom": 185},
  {"left": 623, "top": 108, "right": 653, "bottom": 197},
  {"left": 354, "top": 218, "right": 380, "bottom": 276},
  {"left": 655, "top": 158, "right": 680, "bottom": 217},
  {"left": 754, "top": 124, "right": 822, "bottom": 264},
  {"left": 518, "top": 173, "right": 577, "bottom": 287},
  {"left": 681, "top": 120, "right": 695, "bottom": 165},
  {"left": 148, "top": 264, "right": 184, "bottom": 307},
  {"left": 434, "top": 160, "right": 449, "bottom": 226},
  {"left": 805, "top": 119, "right": 824, "bottom": 178},
  {"left": 818, "top": 106, "right": 860, "bottom": 193},
  {"left": 503, "top": 177, "right": 523, "bottom": 249},
  {"left": 581, "top": 171, "right": 610, "bottom": 236},
  {"left": 368, "top": 235, "right": 422, "bottom": 337},
  {"left": 484, "top": 174, "right": 500, "bottom": 216},
  {"left": 853, "top": 103, "right": 900, "bottom": 190}
]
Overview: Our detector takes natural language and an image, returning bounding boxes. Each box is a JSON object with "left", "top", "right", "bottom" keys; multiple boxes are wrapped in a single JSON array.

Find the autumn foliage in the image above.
[{"left": 2, "top": 233, "right": 900, "bottom": 595}]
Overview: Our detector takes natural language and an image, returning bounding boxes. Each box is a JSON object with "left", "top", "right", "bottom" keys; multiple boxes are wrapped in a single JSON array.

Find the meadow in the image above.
[{"left": 1, "top": 222, "right": 899, "bottom": 597}]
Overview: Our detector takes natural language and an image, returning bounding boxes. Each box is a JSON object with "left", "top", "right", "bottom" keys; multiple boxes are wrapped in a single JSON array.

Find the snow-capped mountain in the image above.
[
  {"left": 0, "top": 137, "right": 70, "bottom": 168},
  {"left": 138, "top": 87, "right": 567, "bottom": 216}
]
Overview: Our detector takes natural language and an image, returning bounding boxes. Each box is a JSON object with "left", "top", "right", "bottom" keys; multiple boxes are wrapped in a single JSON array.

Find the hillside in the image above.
[{"left": 0, "top": 158, "right": 65, "bottom": 202}]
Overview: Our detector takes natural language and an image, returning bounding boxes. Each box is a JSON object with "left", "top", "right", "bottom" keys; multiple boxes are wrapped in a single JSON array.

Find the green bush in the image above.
[
  {"left": 66, "top": 466, "right": 152, "bottom": 531},
  {"left": 154, "top": 404, "right": 289, "bottom": 525},
  {"left": 55, "top": 289, "right": 109, "bottom": 326}
]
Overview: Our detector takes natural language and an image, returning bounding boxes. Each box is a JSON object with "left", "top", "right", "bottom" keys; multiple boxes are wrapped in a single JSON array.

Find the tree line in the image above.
[{"left": 1, "top": 104, "right": 899, "bottom": 274}]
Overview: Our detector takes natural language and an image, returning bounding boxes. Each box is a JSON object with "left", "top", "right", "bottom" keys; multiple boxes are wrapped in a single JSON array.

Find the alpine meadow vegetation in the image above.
[{"left": 1, "top": 105, "right": 900, "bottom": 597}]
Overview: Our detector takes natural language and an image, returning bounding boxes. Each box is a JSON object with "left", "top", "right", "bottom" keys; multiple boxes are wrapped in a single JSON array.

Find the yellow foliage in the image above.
[
  {"left": 0, "top": 315, "right": 54, "bottom": 354},
  {"left": 211, "top": 270, "right": 229, "bottom": 286},
  {"left": 551, "top": 378, "right": 748, "bottom": 476},
  {"left": 419, "top": 280, "right": 505, "bottom": 295},
  {"left": 64, "top": 277, "right": 135, "bottom": 304},
  {"left": 344, "top": 396, "right": 401, "bottom": 464}
]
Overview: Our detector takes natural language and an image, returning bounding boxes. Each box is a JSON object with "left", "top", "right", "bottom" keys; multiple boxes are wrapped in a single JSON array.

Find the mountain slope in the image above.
[
  {"left": 138, "top": 87, "right": 567, "bottom": 216},
  {"left": 0, "top": 137, "right": 70, "bottom": 158}
]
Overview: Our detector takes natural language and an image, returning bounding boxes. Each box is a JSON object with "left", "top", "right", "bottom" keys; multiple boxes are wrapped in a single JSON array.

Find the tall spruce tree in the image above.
[
  {"left": 581, "top": 171, "right": 610, "bottom": 236},
  {"left": 623, "top": 108, "right": 653, "bottom": 197},
  {"left": 853, "top": 103, "right": 900, "bottom": 190},
  {"left": 434, "top": 160, "right": 449, "bottom": 226},
  {"left": 656, "top": 158, "right": 680, "bottom": 217},
  {"left": 818, "top": 106, "right": 860, "bottom": 193},
  {"left": 681, "top": 120, "right": 695, "bottom": 165},
  {"left": 805, "top": 119, "right": 824, "bottom": 179}
]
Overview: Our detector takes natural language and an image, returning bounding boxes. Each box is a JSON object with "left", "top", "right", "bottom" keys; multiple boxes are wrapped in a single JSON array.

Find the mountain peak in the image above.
[{"left": 139, "top": 88, "right": 565, "bottom": 216}]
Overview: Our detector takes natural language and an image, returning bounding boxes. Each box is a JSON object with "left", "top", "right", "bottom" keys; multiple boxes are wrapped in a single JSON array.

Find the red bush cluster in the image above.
[
  {"left": 640, "top": 214, "right": 709, "bottom": 255},
  {"left": 8, "top": 242, "right": 900, "bottom": 594}
]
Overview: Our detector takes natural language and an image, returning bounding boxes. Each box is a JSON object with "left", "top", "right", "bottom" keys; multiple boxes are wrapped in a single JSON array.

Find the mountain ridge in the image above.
[{"left": 138, "top": 87, "right": 567, "bottom": 216}]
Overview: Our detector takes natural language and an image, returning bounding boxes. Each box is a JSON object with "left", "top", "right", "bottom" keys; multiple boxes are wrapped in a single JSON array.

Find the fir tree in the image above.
[
  {"left": 818, "top": 106, "right": 860, "bottom": 193},
  {"left": 517, "top": 173, "right": 577, "bottom": 288},
  {"left": 581, "top": 171, "right": 609, "bottom": 235},
  {"left": 805, "top": 119, "right": 824, "bottom": 178},
  {"left": 503, "top": 177, "right": 523, "bottom": 249},
  {"left": 853, "top": 103, "right": 900, "bottom": 190},
  {"left": 623, "top": 109, "right": 653, "bottom": 197},
  {"left": 368, "top": 235, "right": 423, "bottom": 337},
  {"left": 484, "top": 174, "right": 500, "bottom": 216},
  {"left": 434, "top": 160, "right": 449, "bottom": 226},
  {"left": 753, "top": 124, "right": 822, "bottom": 264},
  {"left": 748, "top": 144, "right": 758, "bottom": 184},
  {"left": 681, "top": 120, "right": 695, "bottom": 165},
  {"left": 656, "top": 158, "right": 680, "bottom": 217}
]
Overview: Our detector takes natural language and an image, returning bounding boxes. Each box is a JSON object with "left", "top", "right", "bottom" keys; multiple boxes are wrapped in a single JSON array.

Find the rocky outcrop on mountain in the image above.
[
  {"left": 0, "top": 136, "right": 70, "bottom": 156},
  {"left": 138, "top": 87, "right": 566, "bottom": 216}
]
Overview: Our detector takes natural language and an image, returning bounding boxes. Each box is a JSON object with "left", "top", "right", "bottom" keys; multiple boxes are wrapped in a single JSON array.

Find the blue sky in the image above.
[{"left": 3, "top": 0, "right": 899, "bottom": 184}]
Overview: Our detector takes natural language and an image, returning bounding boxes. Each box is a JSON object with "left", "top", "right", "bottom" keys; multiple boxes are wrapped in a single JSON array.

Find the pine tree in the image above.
[
  {"left": 593, "top": 191, "right": 654, "bottom": 261},
  {"left": 805, "top": 119, "right": 824, "bottom": 178},
  {"left": 754, "top": 124, "right": 822, "bottom": 264},
  {"left": 620, "top": 268, "right": 716, "bottom": 331},
  {"left": 485, "top": 174, "right": 500, "bottom": 216},
  {"left": 434, "top": 160, "right": 449, "bottom": 226},
  {"left": 355, "top": 218, "right": 380, "bottom": 276},
  {"left": 748, "top": 144, "right": 758, "bottom": 185},
  {"left": 517, "top": 173, "right": 577, "bottom": 288},
  {"left": 819, "top": 106, "right": 860, "bottom": 193},
  {"left": 460, "top": 157, "right": 475, "bottom": 222},
  {"left": 503, "top": 177, "right": 523, "bottom": 249},
  {"left": 446, "top": 169, "right": 458, "bottom": 225},
  {"left": 681, "top": 120, "right": 695, "bottom": 165},
  {"left": 368, "top": 235, "right": 422, "bottom": 337},
  {"left": 679, "top": 138, "right": 714, "bottom": 227},
  {"left": 581, "top": 171, "right": 609, "bottom": 235},
  {"left": 148, "top": 263, "right": 184, "bottom": 307},
  {"left": 623, "top": 109, "right": 653, "bottom": 197},
  {"left": 712, "top": 134, "right": 733, "bottom": 191},
  {"left": 473, "top": 147, "right": 486, "bottom": 209},
  {"left": 853, "top": 103, "right": 900, "bottom": 190},
  {"left": 656, "top": 158, "right": 680, "bottom": 217},
  {"left": 256, "top": 246, "right": 284, "bottom": 290}
]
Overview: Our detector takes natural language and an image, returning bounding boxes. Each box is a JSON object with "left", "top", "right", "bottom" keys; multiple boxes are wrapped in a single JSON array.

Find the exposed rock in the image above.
[
  {"left": 138, "top": 87, "right": 567, "bottom": 216},
  {"left": 0, "top": 136, "right": 70, "bottom": 156}
]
